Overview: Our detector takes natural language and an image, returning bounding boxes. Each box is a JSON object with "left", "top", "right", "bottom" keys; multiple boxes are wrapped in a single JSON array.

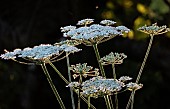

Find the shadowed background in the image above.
[{"left": 0, "top": 0, "right": 170, "bottom": 109}]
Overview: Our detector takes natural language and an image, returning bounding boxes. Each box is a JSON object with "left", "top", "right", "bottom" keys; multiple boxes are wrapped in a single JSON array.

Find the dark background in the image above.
[{"left": 0, "top": 0, "right": 170, "bottom": 109}]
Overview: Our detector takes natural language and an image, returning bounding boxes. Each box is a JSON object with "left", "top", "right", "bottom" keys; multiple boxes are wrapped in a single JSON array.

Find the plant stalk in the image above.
[
  {"left": 66, "top": 52, "right": 76, "bottom": 109},
  {"left": 41, "top": 63, "right": 66, "bottom": 109},
  {"left": 126, "top": 35, "right": 154, "bottom": 109},
  {"left": 92, "top": 44, "right": 105, "bottom": 77},
  {"left": 88, "top": 96, "right": 91, "bottom": 109},
  {"left": 93, "top": 44, "right": 112, "bottom": 109}
]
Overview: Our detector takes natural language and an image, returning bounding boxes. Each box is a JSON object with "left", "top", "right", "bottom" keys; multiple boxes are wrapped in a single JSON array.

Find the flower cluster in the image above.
[
  {"left": 70, "top": 63, "right": 99, "bottom": 79},
  {"left": 0, "top": 43, "right": 81, "bottom": 64},
  {"left": 0, "top": 44, "right": 60, "bottom": 60},
  {"left": 138, "top": 23, "right": 170, "bottom": 35},
  {"left": 100, "top": 52, "right": 127, "bottom": 65},
  {"left": 61, "top": 19, "right": 130, "bottom": 46},
  {"left": 68, "top": 76, "right": 124, "bottom": 98},
  {"left": 126, "top": 82, "right": 143, "bottom": 91},
  {"left": 118, "top": 76, "right": 132, "bottom": 82}
]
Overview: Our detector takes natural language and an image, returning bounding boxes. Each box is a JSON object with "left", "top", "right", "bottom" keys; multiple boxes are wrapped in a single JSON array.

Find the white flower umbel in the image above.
[
  {"left": 70, "top": 63, "right": 99, "bottom": 79},
  {"left": 100, "top": 52, "right": 127, "bottom": 65},
  {"left": 119, "top": 76, "right": 132, "bottom": 82},
  {"left": 59, "top": 44, "right": 82, "bottom": 53},
  {"left": 0, "top": 44, "right": 60, "bottom": 60},
  {"left": 77, "top": 18, "right": 94, "bottom": 26},
  {"left": 138, "top": 23, "right": 170, "bottom": 35},
  {"left": 80, "top": 76, "right": 124, "bottom": 98},
  {"left": 100, "top": 20, "right": 116, "bottom": 26},
  {"left": 126, "top": 82, "right": 143, "bottom": 91},
  {"left": 60, "top": 25, "right": 76, "bottom": 32},
  {"left": 19, "top": 44, "right": 60, "bottom": 60},
  {"left": 61, "top": 19, "right": 130, "bottom": 46}
]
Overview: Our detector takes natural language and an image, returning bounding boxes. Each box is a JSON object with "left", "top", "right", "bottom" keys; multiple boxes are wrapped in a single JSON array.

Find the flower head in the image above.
[
  {"left": 118, "top": 76, "right": 132, "bottom": 82},
  {"left": 138, "top": 23, "right": 170, "bottom": 35},
  {"left": 61, "top": 19, "right": 130, "bottom": 46},
  {"left": 0, "top": 44, "right": 60, "bottom": 61},
  {"left": 100, "top": 20, "right": 116, "bottom": 26},
  {"left": 100, "top": 52, "right": 127, "bottom": 65},
  {"left": 60, "top": 25, "right": 76, "bottom": 32},
  {"left": 126, "top": 82, "right": 143, "bottom": 91},
  {"left": 80, "top": 76, "right": 124, "bottom": 98},
  {"left": 0, "top": 43, "right": 81, "bottom": 64},
  {"left": 59, "top": 44, "right": 82, "bottom": 53},
  {"left": 0, "top": 49, "right": 22, "bottom": 60},
  {"left": 70, "top": 63, "right": 99, "bottom": 79},
  {"left": 77, "top": 18, "right": 94, "bottom": 26}
]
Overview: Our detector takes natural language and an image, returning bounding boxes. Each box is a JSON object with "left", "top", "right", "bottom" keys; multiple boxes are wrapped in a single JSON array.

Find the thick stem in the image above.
[
  {"left": 126, "top": 93, "right": 133, "bottom": 109},
  {"left": 66, "top": 53, "right": 76, "bottom": 109},
  {"left": 77, "top": 75, "right": 83, "bottom": 109},
  {"left": 88, "top": 96, "right": 91, "bottom": 109},
  {"left": 48, "top": 60, "right": 69, "bottom": 84},
  {"left": 136, "top": 35, "right": 154, "bottom": 83},
  {"left": 112, "top": 64, "right": 116, "bottom": 79},
  {"left": 41, "top": 63, "right": 66, "bottom": 109},
  {"left": 131, "top": 91, "right": 135, "bottom": 109},
  {"left": 92, "top": 44, "right": 105, "bottom": 77},
  {"left": 115, "top": 93, "right": 118, "bottom": 109},
  {"left": 93, "top": 44, "right": 112, "bottom": 109},
  {"left": 126, "top": 35, "right": 154, "bottom": 109},
  {"left": 111, "top": 64, "right": 117, "bottom": 109}
]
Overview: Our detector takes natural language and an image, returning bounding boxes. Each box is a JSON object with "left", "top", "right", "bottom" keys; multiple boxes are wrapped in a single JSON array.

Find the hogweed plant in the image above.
[{"left": 1, "top": 19, "right": 170, "bottom": 109}]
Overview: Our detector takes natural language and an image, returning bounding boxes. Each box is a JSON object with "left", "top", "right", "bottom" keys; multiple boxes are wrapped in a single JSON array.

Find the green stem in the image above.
[
  {"left": 131, "top": 91, "right": 135, "bottom": 109},
  {"left": 126, "top": 93, "right": 133, "bottom": 109},
  {"left": 109, "top": 96, "right": 114, "bottom": 109},
  {"left": 136, "top": 35, "right": 154, "bottom": 83},
  {"left": 111, "top": 64, "right": 117, "bottom": 109},
  {"left": 93, "top": 44, "right": 112, "bottom": 109},
  {"left": 78, "top": 75, "right": 83, "bottom": 109},
  {"left": 48, "top": 60, "right": 69, "bottom": 84},
  {"left": 41, "top": 63, "right": 66, "bottom": 109},
  {"left": 88, "top": 96, "right": 91, "bottom": 109},
  {"left": 126, "top": 35, "right": 154, "bottom": 109},
  {"left": 112, "top": 64, "right": 116, "bottom": 79},
  {"left": 92, "top": 44, "right": 105, "bottom": 77},
  {"left": 66, "top": 52, "right": 76, "bottom": 109},
  {"left": 115, "top": 93, "right": 118, "bottom": 109}
]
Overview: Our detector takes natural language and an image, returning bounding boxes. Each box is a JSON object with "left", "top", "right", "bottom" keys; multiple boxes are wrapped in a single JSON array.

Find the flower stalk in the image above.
[
  {"left": 41, "top": 62, "right": 66, "bottom": 109},
  {"left": 66, "top": 52, "right": 76, "bottom": 109}
]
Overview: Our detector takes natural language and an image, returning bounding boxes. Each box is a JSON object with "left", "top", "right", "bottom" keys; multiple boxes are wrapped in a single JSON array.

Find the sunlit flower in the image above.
[
  {"left": 100, "top": 52, "right": 127, "bottom": 65},
  {"left": 100, "top": 20, "right": 116, "bottom": 26},
  {"left": 61, "top": 19, "right": 130, "bottom": 46},
  {"left": 77, "top": 18, "right": 94, "bottom": 26},
  {"left": 59, "top": 44, "right": 82, "bottom": 53},
  {"left": 0, "top": 44, "right": 60, "bottom": 61},
  {"left": 70, "top": 63, "right": 99, "bottom": 79},
  {"left": 138, "top": 23, "right": 170, "bottom": 35},
  {"left": 126, "top": 82, "right": 143, "bottom": 91},
  {"left": 116, "top": 26, "right": 130, "bottom": 33},
  {"left": 0, "top": 43, "right": 81, "bottom": 64},
  {"left": 66, "top": 82, "right": 80, "bottom": 88},
  {"left": 60, "top": 25, "right": 76, "bottom": 32},
  {"left": 80, "top": 76, "right": 124, "bottom": 98},
  {"left": 119, "top": 76, "right": 132, "bottom": 82}
]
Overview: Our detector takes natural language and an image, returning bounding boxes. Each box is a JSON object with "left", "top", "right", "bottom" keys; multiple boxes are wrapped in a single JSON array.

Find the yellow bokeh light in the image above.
[{"left": 137, "top": 3, "right": 148, "bottom": 14}]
